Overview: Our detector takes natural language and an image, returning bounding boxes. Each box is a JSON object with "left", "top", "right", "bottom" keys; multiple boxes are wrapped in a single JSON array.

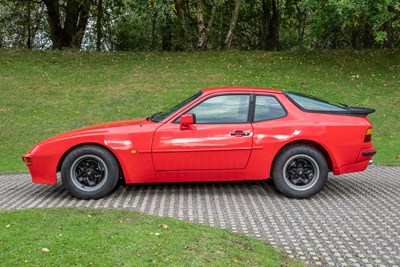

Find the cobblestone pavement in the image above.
[{"left": 1, "top": 166, "right": 399, "bottom": 266}]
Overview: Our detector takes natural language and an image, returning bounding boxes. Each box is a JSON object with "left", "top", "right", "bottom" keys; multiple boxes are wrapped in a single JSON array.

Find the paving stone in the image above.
[{"left": 0, "top": 165, "right": 399, "bottom": 266}]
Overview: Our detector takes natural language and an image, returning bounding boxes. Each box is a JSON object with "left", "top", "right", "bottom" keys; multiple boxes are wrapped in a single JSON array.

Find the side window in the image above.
[
  {"left": 254, "top": 95, "right": 286, "bottom": 122},
  {"left": 188, "top": 94, "right": 250, "bottom": 124}
]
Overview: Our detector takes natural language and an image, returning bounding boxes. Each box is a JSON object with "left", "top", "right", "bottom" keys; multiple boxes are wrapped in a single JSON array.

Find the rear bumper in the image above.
[
  {"left": 333, "top": 148, "right": 376, "bottom": 175},
  {"left": 333, "top": 160, "right": 370, "bottom": 175}
]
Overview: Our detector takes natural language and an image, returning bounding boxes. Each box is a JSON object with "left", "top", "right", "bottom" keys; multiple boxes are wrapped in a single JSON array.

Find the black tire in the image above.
[
  {"left": 61, "top": 145, "right": 119, "bottom": 199},
  {"left": 272, "top": 145, "right": 328, "bottom": 199}
]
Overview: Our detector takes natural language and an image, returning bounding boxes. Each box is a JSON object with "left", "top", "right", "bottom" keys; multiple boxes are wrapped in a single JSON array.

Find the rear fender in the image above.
[{"left": 270, "top": 140, "right": 336, "bottom": 176}]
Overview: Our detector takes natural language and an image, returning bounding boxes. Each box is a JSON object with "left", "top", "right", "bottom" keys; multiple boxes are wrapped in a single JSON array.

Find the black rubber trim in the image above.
[{"left": 362, "top": 151, "right": 377, "bottom": 156}]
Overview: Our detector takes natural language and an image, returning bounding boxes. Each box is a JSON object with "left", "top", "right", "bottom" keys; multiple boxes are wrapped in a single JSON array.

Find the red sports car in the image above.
[{"left": 23, "top": 87, "right": 376, "bottom": 199}]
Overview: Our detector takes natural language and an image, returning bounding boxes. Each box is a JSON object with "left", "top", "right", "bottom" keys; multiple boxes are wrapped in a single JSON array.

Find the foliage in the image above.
[
  {"left": 0, "top": 0, "right": 399, "bottom": 50},
  {"left": 0, "top": 50, "right": 398, "bottom": 174},
  {"left": 0, "top": 208, "right": 305, "bottom": 266},
  {"left": 304, "top": 0, "right": 399, "bottom": 49},
  {"left": 0, "top": 0, "right": 49, "bottom": 49},
  {"left": 113, "top": 0, "right": 187, "bottom": 51}
]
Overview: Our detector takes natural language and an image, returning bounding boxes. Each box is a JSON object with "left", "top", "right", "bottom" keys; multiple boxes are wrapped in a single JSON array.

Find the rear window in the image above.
[{"left": 285, "top": 92, "right": 347, "bottom": 112}]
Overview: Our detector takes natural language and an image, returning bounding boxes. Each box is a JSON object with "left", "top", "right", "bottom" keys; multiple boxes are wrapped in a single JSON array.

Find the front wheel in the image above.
[
  {"left": 272, "top": 145, "right": 328, "bottom": 199},
  {"left": 61, "top": 145, "right": 119, "bottom": 199}
]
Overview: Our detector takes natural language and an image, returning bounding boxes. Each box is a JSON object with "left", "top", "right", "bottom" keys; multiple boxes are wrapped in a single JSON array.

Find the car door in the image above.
[{"left": 152, "top": 94, "right": 253, "bottom": 171}]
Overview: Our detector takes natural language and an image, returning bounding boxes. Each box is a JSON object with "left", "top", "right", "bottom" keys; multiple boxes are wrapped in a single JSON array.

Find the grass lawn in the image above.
[
  {"left": 0, "top": 208, "right": 304, "bottom": 266},
  {"left": 0, "top": 49, "right": 399, "bottom": 172}
]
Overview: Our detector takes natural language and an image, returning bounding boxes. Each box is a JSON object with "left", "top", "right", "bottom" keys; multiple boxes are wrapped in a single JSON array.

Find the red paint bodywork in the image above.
[{"left": 23, "top": 87, "right": 376, "bottom": 185}]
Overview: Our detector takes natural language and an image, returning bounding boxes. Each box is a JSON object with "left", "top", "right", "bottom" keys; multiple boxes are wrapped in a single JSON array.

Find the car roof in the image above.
[{"left": 201, "top": 86, "right": 283, "bottom": 95}]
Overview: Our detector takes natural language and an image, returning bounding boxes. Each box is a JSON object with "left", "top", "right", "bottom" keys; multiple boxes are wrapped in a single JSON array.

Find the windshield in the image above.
[{"left": 150, "top": 91, "right": 202, "bottom": 122}]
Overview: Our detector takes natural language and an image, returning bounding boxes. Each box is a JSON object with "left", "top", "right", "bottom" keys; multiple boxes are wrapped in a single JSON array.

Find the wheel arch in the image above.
[
  {"left": 270, "top": 140, "right": 335, "bottom": 177},
  {"left": 56, "top": 143, "right": 125, "bottom": 180}
]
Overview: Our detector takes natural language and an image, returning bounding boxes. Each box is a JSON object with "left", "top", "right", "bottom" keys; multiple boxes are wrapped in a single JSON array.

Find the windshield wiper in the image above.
[{"left": 146, "top": 112, "right": 162, "bottom": 122}]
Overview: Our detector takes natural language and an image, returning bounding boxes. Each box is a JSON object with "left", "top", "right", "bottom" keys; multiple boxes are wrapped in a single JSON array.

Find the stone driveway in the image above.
[{"left": 0, "top": 165, "right": 399, "bottom": 266}]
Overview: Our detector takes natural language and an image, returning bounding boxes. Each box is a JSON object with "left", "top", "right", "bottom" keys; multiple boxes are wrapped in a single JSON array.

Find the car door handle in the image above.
[{"left": 230, "top": 130, "right": 251, "bottom": 137}]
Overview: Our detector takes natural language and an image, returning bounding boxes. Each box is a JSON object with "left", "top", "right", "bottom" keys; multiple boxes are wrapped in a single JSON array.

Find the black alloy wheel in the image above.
[
  {"left": 272, "top": 145, "right": 328, "bottom": 199},
  {"left": 61, "top": 145, "right": 119, "bottom": 199}
]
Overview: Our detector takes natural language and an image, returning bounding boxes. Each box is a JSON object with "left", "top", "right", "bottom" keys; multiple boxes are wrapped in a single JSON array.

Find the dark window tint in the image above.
[
  {"left": 286, "top": 92, "right": 346, "bottom": 112},
  {"left": 187, "top": 94, "right": 250, "bottom": 124},
  {"left": 254, "top": 95, "right": 286, "bottom": 122}
]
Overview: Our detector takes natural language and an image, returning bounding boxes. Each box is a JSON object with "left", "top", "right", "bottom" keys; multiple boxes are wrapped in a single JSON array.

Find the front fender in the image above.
[{"left": 25, "top": 136, "right": 109, "bottom": 184}]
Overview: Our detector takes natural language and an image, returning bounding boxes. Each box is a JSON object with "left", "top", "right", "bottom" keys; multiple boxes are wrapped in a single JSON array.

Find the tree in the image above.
[
  {"left": 260, "top": 0, "right": 280, "bottom": 51},
  {"left": 175, "top": 0, "right": 187, "bottom": 50},
  {"left": 196, "top": 0, "right": 217, "bottom": 50},
  {"left": 224, "top": 0, "right": 241, "bottom": 50},
  {"left": 42, "top": 0, "right": 91, "bottom": 49},
  {"left": 286, "top": 0, "right": 309, "bottom": 49},
  {"left": 96, "top": 0, "right": 103, "bottom": 51},
  {"left": 306, "top": 0, "right": 399, "bottom": 49},
  {"left": 382, "top": 4, "right": 400, "bottom": 48},
  {"left": 1, "top": 0, "right": 399, "bottom": 50},
  {"left": 0, "top": 0, "right": 49, "bottom": 49}
]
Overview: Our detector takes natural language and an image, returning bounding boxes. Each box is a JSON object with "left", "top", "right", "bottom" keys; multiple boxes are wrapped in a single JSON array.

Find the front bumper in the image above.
[{"left": 22, "top": 152, "right": 58, "bottom": 185}]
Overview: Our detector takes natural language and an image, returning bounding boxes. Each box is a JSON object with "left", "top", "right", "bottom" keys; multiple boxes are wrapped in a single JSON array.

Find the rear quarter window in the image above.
[
  {"left": 254, "top": 95, "right": 286, "bottom": 122},
  {"left": 285, "top": 92, "right": 347, "bottom": 112}
]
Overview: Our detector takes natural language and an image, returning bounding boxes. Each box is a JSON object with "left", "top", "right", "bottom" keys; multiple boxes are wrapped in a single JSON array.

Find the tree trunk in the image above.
[
  {"left": 197, "top": 0, "right": 206, "bottom": 49},
  {"left": 351, "top": 25, "right": 361, "bottom": 50},
  {"left": 297, "top": 24, "right": 304, "bottom": 49},
  {"left": 73, "top": 3, "right": 89, "bottom": 48},
  {"left": 151, "top": 10, "right": 157, "bottom": 50},
  {"left": 197, "top": 0, "right": 217, "bottom": 50},
  {"left": 26, "top": 0, "right": 32, "bottom": 49},
  {"left": 42, "top": 0, "right": 90, "bottom": 49},
  {"left": 162, "top": 13, "right": 172, "bottom": 51},
  {"left": 363, "top": 23, "right": 374, "bottom": 49},
  {"left": 43, "top": 0, "right": 63, "bottom": 49},
  {"left": 382, "top": 21, "right": 394, "bottom": 48},
  {"left": 296, "top": 4, "right": 307, "bottom": 49},
  {"left": 260, "top": 0, "right": 279, "bottom": 51},
  {"left": 96, "top": 0, "right": 103, "bottom": 52},
  {"left": 383, "top": 5, "right": 397, "bottom": 49},
  {"left": 224, "top": 0, "right": 241, "bottom": 50},
  {"left": 175, "top": 0, "right": 187, "bottom": 50},
  {"left": 207, "top": 2, "right": 217, "bottom": 46},
  {"left": 217, "top": 8, "right": 223, "bottom": 50}
]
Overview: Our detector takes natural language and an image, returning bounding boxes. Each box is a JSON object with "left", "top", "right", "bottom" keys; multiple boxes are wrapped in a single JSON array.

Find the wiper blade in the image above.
[{"left": 146, "top": 112, "right": 162, "bottom": 121}]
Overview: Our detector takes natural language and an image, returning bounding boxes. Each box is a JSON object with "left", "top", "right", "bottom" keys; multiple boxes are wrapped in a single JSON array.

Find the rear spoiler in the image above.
[{"left": 345, "top": 107, "right": 375, "bottom": 117}]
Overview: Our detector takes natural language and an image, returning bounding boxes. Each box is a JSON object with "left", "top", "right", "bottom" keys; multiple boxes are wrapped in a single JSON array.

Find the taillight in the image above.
[
  {"left": 364, "top": 128, "right": 373, "bottom": 142},
  {"left": 22, "top": 156, "right": 32, "bottom": 165}
]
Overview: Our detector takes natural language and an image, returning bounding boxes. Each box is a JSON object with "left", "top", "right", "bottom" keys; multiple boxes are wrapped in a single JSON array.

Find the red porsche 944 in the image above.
[{"left": 23, "top": 87, "right": 376, "bottom": 199}]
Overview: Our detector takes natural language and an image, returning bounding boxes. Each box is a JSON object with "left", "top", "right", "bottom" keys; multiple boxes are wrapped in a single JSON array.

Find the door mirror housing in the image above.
[{"left": 180, "top": 114, "right": 195, "bottom": 130}]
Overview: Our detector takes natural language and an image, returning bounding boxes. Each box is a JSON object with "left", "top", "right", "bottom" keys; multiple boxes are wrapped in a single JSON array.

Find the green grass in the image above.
[
  {"left": 0, "top": 208, "right": 304, "bottom": 267},
  {"left": 0, "top": 49, "right": 399, "bottom": 172}
]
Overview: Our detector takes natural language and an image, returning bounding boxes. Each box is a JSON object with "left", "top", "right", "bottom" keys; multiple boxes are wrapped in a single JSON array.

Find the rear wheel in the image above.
[
  {"left": 272, "top": 145, "right": 328, "bottom": 198},
  {"left": 61, "top": 145, "right": 119, "bottom": 199}
]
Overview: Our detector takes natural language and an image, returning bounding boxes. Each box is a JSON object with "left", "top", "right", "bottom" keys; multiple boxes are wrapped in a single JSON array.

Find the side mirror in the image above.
[{"left": 180, "top": 114, "right": 195, "bottom": 130}]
